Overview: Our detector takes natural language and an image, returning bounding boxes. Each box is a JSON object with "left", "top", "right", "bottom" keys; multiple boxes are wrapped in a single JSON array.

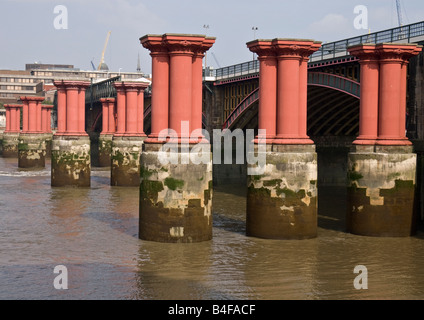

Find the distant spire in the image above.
[{"left": 137, "top": 53, "right": 141, "bottom": 72}]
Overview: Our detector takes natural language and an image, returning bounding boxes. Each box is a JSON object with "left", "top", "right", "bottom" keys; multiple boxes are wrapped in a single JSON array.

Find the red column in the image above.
[
  {"left": 36, "top": 99, "right": 42, "bottom": 132},
  {"left": 54, "top": 82, "right": 67, "bottom": 134},
  {"left": 298, "top": 42, "right": 321, "bottom": 143},
  {"left": 4, "top": 105, "right": 11, "bottom": 132},
  {"left": 348, "top": 45, "right": 380, "bottom": 145},
  {"left": 4, "top": 104, "right": 22, "bottom": 133},
  {"left": 65, "top": 86, "right": 79, "bottom": 134},
  {"left": 22, "top": 99, "right": 29, "bottom": 132},
  {"left": 247, "top": 40, "right": 277, "bottom": 142},
  {"left": 78, "top": 86, "right": 86, "bottom": 134},
  {"left": 140, "top": 36, "right": 170, "bottom": 142},
  {"left": 108, "top": 99, "right": 116, "bottom": 133},
  {"left": 114, "top": 84, "right": 126, "bottom": 135},
  {"left": 125, "top": 86, "right": 138, "bottom": 135},
  {"left": 376, "top": 44, "right": 421, "bottom": 145},
  {"left": 168, "top": 49, "right": 194, "bottom": 138},
  {"left": 19, "top": 96, "right": 44, "bottom": 133},
  {"left": 137, "top": 87, "right": 145, "bottom": 135},
  {"left": 100, "top": 98, "right": 109, "bottom": 134},
  {"left": 191, "top": 51, "right": 204, "bottom": 135},
  {"left": 273, "top": 42, "right": 301, "bottom": 144},
  {"left": 42, "top": 105, "right": 53, "bottom": 133}
]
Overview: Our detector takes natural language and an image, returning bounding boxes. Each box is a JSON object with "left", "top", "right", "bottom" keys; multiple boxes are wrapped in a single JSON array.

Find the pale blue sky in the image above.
[{"left": 0, "top": 0, "right": 423, "bottom": 73}]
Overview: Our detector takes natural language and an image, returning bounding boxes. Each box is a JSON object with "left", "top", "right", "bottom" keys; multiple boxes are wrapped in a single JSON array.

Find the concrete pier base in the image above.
[
  {"left": 139, "top": 142, "right": 213, "bottom": 243},
  {"left": 246, "top": 144, "right": 318, "bottom": 239},
  {"left": 111, "top": 136, "right": 145, "bottom": 186},
  {"left": 98, "top": 134, "right": 113, "bottom": 167},
  {"left": 44, "top": 133, "right": 53, "bottom": 159},
  {"left": 2, "top": 132, "right": 20, "bottom": 158},
  {"left": 51, "top": 135, "right": 91, "bottom": 187},
  {"left": 347, "top": 145, "right": 417, "bottom": 237},
  {"left": 18, "top": 133, "right": 46, "bottom": 168}
]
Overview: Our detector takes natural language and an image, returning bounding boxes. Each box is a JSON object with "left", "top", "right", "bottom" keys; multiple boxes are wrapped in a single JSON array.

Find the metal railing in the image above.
[
  {"left": 85, "top": 75, "right": 121, "bottom": 105},
  {"left": 310, "top": 20, "right": 424, "bottom": 62},
  {"left": 212, "top": 20, "right": 424, "bottom": 81},
  {"left": 214, "top": 60, "right": 259, "bottom": 80}
]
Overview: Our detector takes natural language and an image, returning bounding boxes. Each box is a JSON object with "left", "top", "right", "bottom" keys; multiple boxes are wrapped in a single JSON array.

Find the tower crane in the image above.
[
  {"left": 396, "top": 0, "right": 403, "bottom": 27},
  {"left": 98, "top": 31, "right": 111, "bottom": 70}
]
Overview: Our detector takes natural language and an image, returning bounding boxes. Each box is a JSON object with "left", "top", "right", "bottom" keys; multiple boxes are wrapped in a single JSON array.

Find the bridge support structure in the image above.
[
  {"left": 347, "top": 43, "right": 422, "bottom": 237},
  {"left": 51, "top": 80, "right": 91, "bottom": 187},
  {"left": 18, "top": 96, "right": 47, "bottom": 168},
  {"left": 246, "top": 38, "right": 321, "bottom": 239},
  {"left": 111, "top": 81, "right": 150, "bottom": 186},
  {"left": 98, "top": 98, "right": 116, "bottom": 167},
  {"left": 2, "top": 104, "right": 21, "bottom": 158},
  {"left": 139, "top": 33, "right": 215, "bottom": 243}
]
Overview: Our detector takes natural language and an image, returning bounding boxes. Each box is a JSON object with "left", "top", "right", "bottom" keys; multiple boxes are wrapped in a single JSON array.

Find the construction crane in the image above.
[
  {"left": 396, "top": 0, "right": 403, "bottom": 27},
  {"left": 98, "top": 31, "right": 111, "bottom": 70}
]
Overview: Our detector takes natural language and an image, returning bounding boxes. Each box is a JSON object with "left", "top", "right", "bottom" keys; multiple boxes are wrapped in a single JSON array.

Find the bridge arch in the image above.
[{"left": 222, "top": 72, "right": 360, "bottom": 137}]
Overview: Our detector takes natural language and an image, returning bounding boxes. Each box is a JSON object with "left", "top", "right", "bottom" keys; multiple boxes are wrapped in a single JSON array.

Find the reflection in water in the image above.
[{"left": 0, "top": 157, "right": 424, "bottom": 300}]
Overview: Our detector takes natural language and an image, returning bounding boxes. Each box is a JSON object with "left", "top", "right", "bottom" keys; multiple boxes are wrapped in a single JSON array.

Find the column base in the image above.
[
  {"left": 51, "top": 135, "right": 91, "bottom": 187},
  {"left": 111, "top": 135, "right": 145, "bottom": 186},
  {"left": 18, "top": 133, "right": 46, "bottom": 169},
  {"left": 347, "top": 145, "right": 417, "bottom": 237},
  {"left": 98, "top": 134, "right": 114, "bottom": 167},
  {"left": 2, "top": 132, "right": 20, "bottom": 158},
  {"left": 246, "top": 144, "right": 318, "bottom": 239},
  {"left": 139, "top": 142, "right": 213, "bottom": 243}
]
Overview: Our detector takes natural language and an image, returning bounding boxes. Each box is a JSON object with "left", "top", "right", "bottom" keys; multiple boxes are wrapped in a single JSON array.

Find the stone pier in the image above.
[
  {"left": 18, "top": 96, "right": 46, "bottom": 168},
  {"left": 111, "top": 80, "right": 150, "bottom": 186},
  {"left": 51, "top": 80, "right": 91, "bottom": 187},
  {"left": 347, "top": 43, "right": 422, "bottom": 236},
  {"left": 246, "top": 38, "right": 321, "bottom": 239},
  {"left": 42, "top": 104, "right": 53, "bottom": 158},
  {"left": 2, "top": 104, "right": 21, "bottom": 158},
  {"left": 139, "top": 33, "right": 215, "bottom": 242},
  {"left": 98, "top": 98, "right": 116, "bottom": 167}
]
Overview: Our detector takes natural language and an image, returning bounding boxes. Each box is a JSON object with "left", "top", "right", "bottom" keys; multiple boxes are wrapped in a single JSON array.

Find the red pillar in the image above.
[
  {"left": 42, "top": 105, "right": 53, "bottom": 133},
  {"left": 114, "top": 84, "right": 126, "bottom": 135},
  {"left": 140, "top": 36, "right": 170, "bottom": 142},
  {"left": 54, "top": 81, "right": 67, "bottom": 134},
  {"left": 273, "top": 41, "right": 301, "bottom": 144},
  {"left": 100, "top": 98, "right": 110, "bottom": 134},
  {"left": 19, "top": 96, "right": 44, "bottom": 133},
  {"left": 125, "top": 86, "right": 138, "bottom": 135},
  {"left": 137, "top": 87, "right": 145, "bottom": 135},
  {"left": 4, "top": 105, "right": 11, "bottom": 132},
  {"left": 4, "top": 104, "right": 21, "bottom": 133},
  {"left": 65, "top": 86, "right": 79, "bottom": 134},
  {"left": 78, "top": 87, "right": 86, "bottom": 134},
  {"left": 108, "top": 99, "right": 116, "bottom": 133},
  {"left": 298, "top": 42, "right": 321, "bottom": 143},
  {"left": 247, "top": 40, "right": 277, "bottom": 142},
  {"left": 348, "top": 45, "right": 380, "bottom": 145},
  {"left": 376, "top": 44, "right": 421, "bottom": 145},
  {"left": 167, "top": 45, "right": 195, "bottom": 138}
]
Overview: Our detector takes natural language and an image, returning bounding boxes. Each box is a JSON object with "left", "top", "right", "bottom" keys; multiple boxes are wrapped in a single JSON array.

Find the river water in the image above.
[{"left": 1, "top": 156, "right": 424, "bottom": 300}]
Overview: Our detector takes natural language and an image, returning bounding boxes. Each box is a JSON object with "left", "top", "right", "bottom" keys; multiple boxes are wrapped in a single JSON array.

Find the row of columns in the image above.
[
  {"left": 2, "top": 97, "right": 53, "bottom": 167},
  {"left": 4, "top": 98, "right": 53, "bottom": 135},
  {"left": 247, "top": 39, "right": 321, "bottom": 144},
  {"left": 348, "top": 43, "right": 422, "bottom": 146},
  {"left": 140, "top": 34, "right": 215, "bottom": 142}
]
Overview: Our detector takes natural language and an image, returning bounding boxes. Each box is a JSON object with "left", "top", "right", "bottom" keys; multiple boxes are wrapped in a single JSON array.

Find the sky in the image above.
[{"left": 0, "top": 0, "right": 423, "bottom": 74}]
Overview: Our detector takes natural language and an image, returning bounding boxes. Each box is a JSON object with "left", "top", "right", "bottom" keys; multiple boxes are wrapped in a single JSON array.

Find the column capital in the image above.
[
  {"left": 4, "top": 104, "right": 22, "bottom": 109},
  {"left": 272, "top": 38, "right": 320, "bottom": 59},
  {"left": 376, "top": 43, "right": 422, "bottom": 63},
  {"left": 19, "top": 96, "right": 45, "bottom": 103},
  {"left": 113, "top": 81, "right": 150, "bottom": 92},
  {"left": 246, "top": 39, "right": 275, "bottom": 58}
]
